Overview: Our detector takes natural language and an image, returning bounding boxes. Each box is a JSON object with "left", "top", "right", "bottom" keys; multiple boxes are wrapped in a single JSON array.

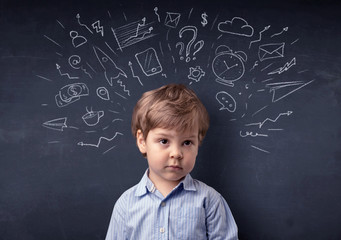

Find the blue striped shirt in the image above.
[{"left": 105, "top": 170, "right": 238, "bottom": 240}]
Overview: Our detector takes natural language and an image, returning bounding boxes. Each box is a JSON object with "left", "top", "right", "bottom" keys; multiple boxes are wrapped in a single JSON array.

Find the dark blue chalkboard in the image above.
[{"left": 1, "top": 0, "right": 341, "bottom": 239}]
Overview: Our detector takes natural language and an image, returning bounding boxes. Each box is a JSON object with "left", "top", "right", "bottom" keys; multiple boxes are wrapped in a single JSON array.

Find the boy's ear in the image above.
[{"left": 136, "top": 130, "right": 146, "bottom": 154}]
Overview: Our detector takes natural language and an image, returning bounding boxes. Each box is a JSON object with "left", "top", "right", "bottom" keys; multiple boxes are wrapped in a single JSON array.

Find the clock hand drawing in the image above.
[
  {"left": 224, "top": 61, "right": 238, "bottom": 70},
  {"left": 218, "top": 61, "right": 239, "bottom": 77}
]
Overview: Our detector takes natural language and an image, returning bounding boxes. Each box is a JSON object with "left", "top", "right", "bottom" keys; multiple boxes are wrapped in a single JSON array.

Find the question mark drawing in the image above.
[
  {"left": 193, "top": 40, "right": 204, "bottom": 60},
  {"left": 177, "top": 26, "right": 204, "bottom": 62},
  {"left": 176, "top": 42, "right": 185, "bottom": 60}
]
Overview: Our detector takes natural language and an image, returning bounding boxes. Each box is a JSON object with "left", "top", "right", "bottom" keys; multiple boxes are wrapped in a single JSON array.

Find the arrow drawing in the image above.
[
  {"left": 128, "top": 61, "right": 143, "bottom": 86},
  {"left": 245, "top": 111, "right": 293, "bottom": 128},
  {"left": 77, "top": 132, "right": 123, "bottom": 148},
  {"left": 56, "top": 63, "right": 79, "bottom": 79}
]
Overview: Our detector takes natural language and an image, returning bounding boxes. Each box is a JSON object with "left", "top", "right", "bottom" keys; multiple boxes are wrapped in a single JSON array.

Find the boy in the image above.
[{"left": 105, "top": 84, "right": 238, "bottom": 239}]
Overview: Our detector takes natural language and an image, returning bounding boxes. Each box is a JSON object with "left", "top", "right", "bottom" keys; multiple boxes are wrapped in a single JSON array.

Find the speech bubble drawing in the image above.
[{"left": 216, "top": 91, "right": 236, "bottom": 112}]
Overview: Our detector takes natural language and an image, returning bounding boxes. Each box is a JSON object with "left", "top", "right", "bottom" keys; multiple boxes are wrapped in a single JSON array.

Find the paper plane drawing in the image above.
[
  {"left": 266, "top": 80, "right": 314, "bottom": 102},
  {"left": 42, "top": 117, "right": 68, "bottom": 131}
]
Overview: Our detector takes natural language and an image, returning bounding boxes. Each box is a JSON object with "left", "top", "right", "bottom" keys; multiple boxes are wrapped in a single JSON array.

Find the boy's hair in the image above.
[{"left": 131, "top": 84, "right": 210, "bottom": 143}]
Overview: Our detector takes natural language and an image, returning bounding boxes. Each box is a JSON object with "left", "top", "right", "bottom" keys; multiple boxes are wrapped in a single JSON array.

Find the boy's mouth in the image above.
[{"left": 167, "top": 165, "right": 182, "bottom": 170}]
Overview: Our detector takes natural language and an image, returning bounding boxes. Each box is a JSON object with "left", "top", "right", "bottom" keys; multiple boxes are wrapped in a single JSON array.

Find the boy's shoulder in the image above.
[
  {"left": 190, "top": 177, "right": 224, "bottom": 198},
  {"left": 117, "top": 182, "right": 141, "bottom": 201},
  {"left": 114, "top": 172, "right": 150, "bottom": 204}
]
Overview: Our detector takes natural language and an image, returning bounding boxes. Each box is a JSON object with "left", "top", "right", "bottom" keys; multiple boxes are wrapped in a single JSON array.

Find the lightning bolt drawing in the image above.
[
  {"left": 117, "top": 79, "right": 130, "bottom": 96},
  {"left": 92, "top": 20, "right": 104, "bottom": 36},
  {"left": 268, "top": 57, "right": 296, "bottom": 75}
]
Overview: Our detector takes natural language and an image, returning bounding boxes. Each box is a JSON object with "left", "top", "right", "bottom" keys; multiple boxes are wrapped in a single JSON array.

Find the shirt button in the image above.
[
  {"left": 160, "top": 227, "right": 165, "bottom": 233},
  {"left": 161, "top": 202, "right": 166, "bottom": 207}
]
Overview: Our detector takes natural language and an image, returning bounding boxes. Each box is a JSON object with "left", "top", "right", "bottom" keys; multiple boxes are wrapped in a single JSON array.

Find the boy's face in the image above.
[{"left": 136, "top": 125, "right": 199, "bottom": 188}]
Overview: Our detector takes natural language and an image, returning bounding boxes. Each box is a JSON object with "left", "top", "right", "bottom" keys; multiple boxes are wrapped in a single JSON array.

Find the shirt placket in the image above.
[{"left": 158, "top": 199, "right": 170, "bottom": 239}]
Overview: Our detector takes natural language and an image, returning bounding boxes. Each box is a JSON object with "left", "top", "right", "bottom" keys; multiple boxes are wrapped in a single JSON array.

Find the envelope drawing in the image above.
[
  {"left": 164, "top": 12, "right": 181, "bottom": 28},
  {"left": 258, "top": 42, "right": 285, "bottom": 61}
]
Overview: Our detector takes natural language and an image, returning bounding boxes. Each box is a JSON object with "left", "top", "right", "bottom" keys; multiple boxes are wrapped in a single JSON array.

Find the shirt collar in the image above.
[
  {"left": 135, "top": 169, "right": 153, "bottom": 197},
  {"left": 135, "top": 169, "right": 197, "bottom": 197},
  {"left": 181, "top": 173, "right": 197, "bottom": 191}
]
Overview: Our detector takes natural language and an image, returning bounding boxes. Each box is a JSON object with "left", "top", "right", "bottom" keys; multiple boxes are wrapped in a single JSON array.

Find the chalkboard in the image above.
[{"left": 1, "top": 0, "right": 341, "bottom": 239}]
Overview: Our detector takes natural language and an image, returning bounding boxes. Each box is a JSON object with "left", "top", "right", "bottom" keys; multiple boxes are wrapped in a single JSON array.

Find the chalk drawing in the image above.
[
  {"left": 92, "top": 20, "right": 104, "bottom": 36},
  {"left": 77, "top": 132, "right": 123, "bottom": 148},
  {"left": 56, "top": 63, "right": 79, "bottom": 79},
  {"left": 55, "top": 83, "right": 89, "bottom": 108},
  {"left": 82, "top": 107, "right": 104, "bottom": 126},
  {"left": 96, "top": 87, "right": 110, "bottom": 101},
  {"left": 245, "top": 111, "right": 293, "bottom": 128},
  {"left": 201, "top": 12, "right": 208, "bottom": 27},
  {"left": 216, "top": 91, "right": 237, "bottom": 112},
  {"left": 249, "top": 25, "right": 271, "bottom": 49},
  {"left": 271, "top": 27, "right": 288, "bottom": 38},
  {"left": 258, "top": 42, "right": 285, "bottom": 62},
  {"left": 135, "top": 47, "right": 163, "bottom": 76},
  {"left": 176, "top": 26, "right": 204, "bottom": 62},
  {"left": 188, "top": 66, "right": 205, "bottom": 84},
  {"left": 218, "top": 17, "right": 254, "bottom": 37},
  {"left": 164, "top": 12, "right": 181, "bottom": 28},
  {"left": 112, "top": 17, "right": 156, "bottom": 51},
  {"left": 42, "top": 117, "right": 68, "bottom": 131},
  {"left": 267, "top": 57, "right": 296, "bottom": 75},
  {"left": 93, "top": 45, "right": 127, "bottom": 86},
  {"left": 70, "top": 30, "right": 87, "bottom": 48}
]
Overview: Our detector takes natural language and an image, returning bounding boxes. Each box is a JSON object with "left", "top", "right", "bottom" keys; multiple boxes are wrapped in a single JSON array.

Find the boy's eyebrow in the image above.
[
  {"left": 153, "top": 132, "right": 198, "bottom": 139},
  {"left": 153, "top": 133, "right": 170, "bottom": 137},
  {"left": 184, "top": 135, "right": 198, "bottom": 139}
]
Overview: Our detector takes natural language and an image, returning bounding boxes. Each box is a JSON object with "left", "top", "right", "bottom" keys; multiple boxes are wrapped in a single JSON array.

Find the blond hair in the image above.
[{"left": 131, "top": 84, "right": 209, "bottom": 144}]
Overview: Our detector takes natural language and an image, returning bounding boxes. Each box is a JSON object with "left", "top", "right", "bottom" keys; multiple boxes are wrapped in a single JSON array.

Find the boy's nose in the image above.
[{"left": 170, "top": 146, "right": 183, "bottom": 160}]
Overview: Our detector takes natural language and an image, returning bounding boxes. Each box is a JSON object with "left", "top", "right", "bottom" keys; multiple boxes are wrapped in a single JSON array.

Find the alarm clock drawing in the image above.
[{"left": 212, "top": 45, "right": 247, "bottom": 87}]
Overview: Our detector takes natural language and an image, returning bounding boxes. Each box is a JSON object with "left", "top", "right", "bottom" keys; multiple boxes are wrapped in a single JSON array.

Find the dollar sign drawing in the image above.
[
  {"left": 201, "top": 12, "right": 208, "bottom": 27},
  {"left": 69, "top": 85, "right": 78, "bottom": 96}
]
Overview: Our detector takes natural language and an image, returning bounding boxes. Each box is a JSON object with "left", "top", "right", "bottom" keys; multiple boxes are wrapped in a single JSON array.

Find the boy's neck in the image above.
[
  {"left": 148, "top": 172, "right": 184, "bottom": 197},
  {"left": 155, "top": 181, "right": 179, "bottom": 197}
]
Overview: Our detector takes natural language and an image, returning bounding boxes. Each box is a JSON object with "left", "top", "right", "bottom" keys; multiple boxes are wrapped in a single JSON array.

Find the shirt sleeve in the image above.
[
  {"left": 105, "top": 195, "right": 127, "bottom": 240},
  {"left": 206, "top": 192, "right": 238, "bottom": 240}
]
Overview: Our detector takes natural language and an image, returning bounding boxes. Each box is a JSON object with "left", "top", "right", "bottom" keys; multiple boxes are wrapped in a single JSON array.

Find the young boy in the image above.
[{"left": 105, "top": 84, "right": 238, "bottom": 239}]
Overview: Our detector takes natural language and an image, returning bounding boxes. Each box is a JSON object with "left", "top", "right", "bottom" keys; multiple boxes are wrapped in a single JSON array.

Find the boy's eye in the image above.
[
  {"left": 183, "top": 140, "right": 192, "bottom": 146},
  {"left": 159, "top": 139, "right": 168, "bottom": 145}
]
